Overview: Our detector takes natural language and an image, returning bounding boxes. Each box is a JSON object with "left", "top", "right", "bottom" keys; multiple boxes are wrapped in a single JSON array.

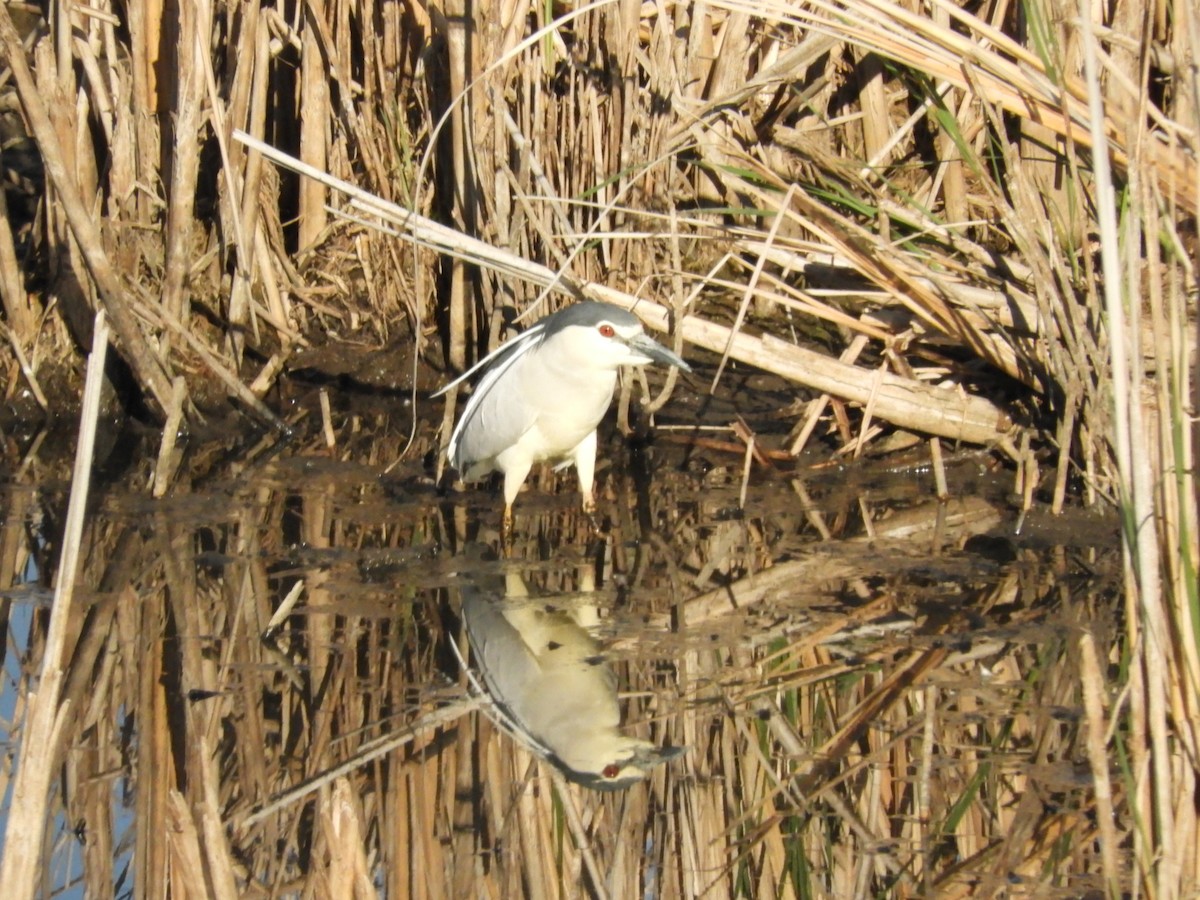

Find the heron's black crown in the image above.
[{"left": 538, "top": 301, "right": 642, "bottom": 340}]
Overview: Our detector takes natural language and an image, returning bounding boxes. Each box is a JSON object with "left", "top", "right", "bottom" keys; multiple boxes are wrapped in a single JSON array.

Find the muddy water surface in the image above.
[{"left": 1, "top": 364, "right": 1122, "bottom": 897}]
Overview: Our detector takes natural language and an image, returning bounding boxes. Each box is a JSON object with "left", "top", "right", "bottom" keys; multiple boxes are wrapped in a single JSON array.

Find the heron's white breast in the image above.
[{"left": 512, "top": 351, "right": 618, "bottom": 462}]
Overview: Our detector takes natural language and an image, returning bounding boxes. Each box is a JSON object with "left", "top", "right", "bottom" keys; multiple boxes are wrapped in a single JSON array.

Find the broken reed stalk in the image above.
[
  {"left": 151, "top": 377, "right": 189, "bottom": 498},
  {"left": 164, "top": 790, "right": 208, "bottom": 894},
  {"left": 240, "top": 698, "right": 480, "bottom": 828},
  {"left": 1078, "top": 633, "right": 1120, "bottom": 891},
  {"left": 0, "top": 319, "right": 48, "bottom": 413},
  {"left": 321, "top": 779, "right": 376, "bottom": 899},
  {"left": 159, "top": 0, "right": 208, "bottom": 332},
  {"left": 0, "top": 312, "right": 109, "bottom": 897},
  {"left": 548, "top": 767, "right": 610, "bottom": 900}
]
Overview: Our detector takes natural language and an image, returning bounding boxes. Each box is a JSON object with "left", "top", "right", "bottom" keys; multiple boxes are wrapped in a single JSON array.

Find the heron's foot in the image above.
[
  {"left": 581, "top": 496, "right": 604, "bottom": 537},
  {"left": 500, "top": 506, "right": 514, "bottom": 555}
]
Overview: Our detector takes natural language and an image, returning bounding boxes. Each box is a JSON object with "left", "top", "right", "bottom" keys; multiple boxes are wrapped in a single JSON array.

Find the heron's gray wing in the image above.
[
  {"left": 447, "top": 334, "right": 544, "bottom": 473},
  {"left": 462, "top": 591, "right": 559, "bottom": 757},
  {"left": 462, "top": 593, "right": 546, "bottom": 683}
]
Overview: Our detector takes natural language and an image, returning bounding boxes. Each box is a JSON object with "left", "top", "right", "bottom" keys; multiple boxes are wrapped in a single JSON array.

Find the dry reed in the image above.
[{"left": 0, "top": 0, "right": 1195, "bottom": 896}]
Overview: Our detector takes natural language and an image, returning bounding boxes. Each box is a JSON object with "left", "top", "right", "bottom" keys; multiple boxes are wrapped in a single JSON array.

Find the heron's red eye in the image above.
[
  {"left": 598, "top": 324, "right": 616, "bottom": 338},
  {"left": 603, "top": 764, "right": 621, "bottom": 778}
]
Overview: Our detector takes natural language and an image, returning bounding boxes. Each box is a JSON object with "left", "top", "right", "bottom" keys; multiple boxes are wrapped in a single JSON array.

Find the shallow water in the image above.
[{"left": 0, "top": 366, "right": 1122, "bottom": 897}]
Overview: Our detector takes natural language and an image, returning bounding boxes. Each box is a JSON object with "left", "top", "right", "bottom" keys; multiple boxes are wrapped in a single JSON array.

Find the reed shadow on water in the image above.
[{"left": 0, "top": 369, "right": 1121, "bottom": 897}]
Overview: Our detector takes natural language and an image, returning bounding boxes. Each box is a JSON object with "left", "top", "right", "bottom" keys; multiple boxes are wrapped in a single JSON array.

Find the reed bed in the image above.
[{"left": 0, "top": 0, "right": 1196, "bottom": 896}]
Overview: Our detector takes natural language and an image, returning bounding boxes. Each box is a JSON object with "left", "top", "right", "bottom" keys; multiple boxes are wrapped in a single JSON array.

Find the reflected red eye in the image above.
[
  {"left": 603, "top": 764, "right": 620, "bottom": 779},
  {"left": 598, "top": 324, "right": 616, "bottom": 338}
]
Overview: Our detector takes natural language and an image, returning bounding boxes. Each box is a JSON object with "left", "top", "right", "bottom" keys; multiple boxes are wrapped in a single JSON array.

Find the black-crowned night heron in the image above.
[
  {"left": 461, "top": 570, "right": 684, "bottom": 790},
  {"left": 437, "top": 301, "right": 690, "bottom": 535}
]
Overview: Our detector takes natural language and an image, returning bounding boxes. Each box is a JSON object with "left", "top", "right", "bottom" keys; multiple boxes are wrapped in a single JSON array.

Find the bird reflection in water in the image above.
[{"left": 460, "top": 566, "right": 684, "bottom": 791}]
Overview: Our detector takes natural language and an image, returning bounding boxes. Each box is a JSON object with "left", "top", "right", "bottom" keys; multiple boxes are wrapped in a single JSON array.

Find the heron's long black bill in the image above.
[
  {"left": 632, "top": 744, "right": 688, "bottom": 768},
  {"left": 626, "top": 333, "right": 692, "bottom": 372}
]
